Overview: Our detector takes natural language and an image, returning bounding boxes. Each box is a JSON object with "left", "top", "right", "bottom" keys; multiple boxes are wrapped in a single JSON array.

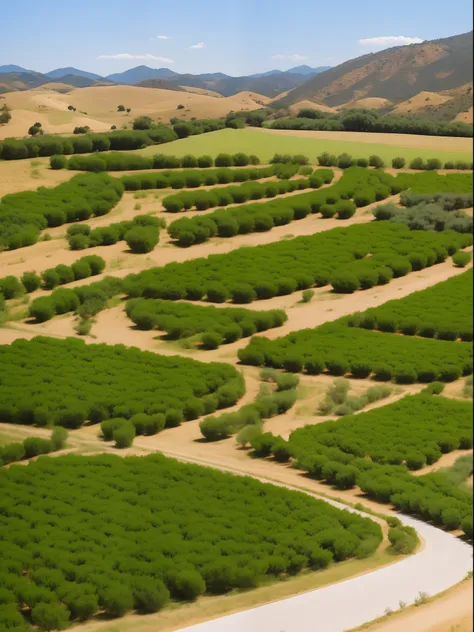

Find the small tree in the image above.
[
  {"left": 32, "top": 602, "right": 70, "bottom": 630},
  {"left": 174, "top": 570, "right": 206, "bottom": 600},
  {"left": 50, "top": 154, "right": 67, "bottom": 170},
  {"left": 102, "top": 584, "right": 134, "bottom": 617},
  {"left": 113, "top": 422, "right": 136, "bottom": 448},
  {"left": 51, "top": 427, "right": 68, "bottom": 450},
  {"left": 177, "top": 104, "right": 185, "bottom": 110},
  {"left": 125, "top": 227, "right": 159, "bottom": 253},
  {"left": 133, "top": 116, "right": 153, "bottom": 130},
  {"left": 236, "top": 424, "right": 262, "bottom": 448},
  {"left": 391, "top": 156, "right": 406, "bottom": 169},
  {"left": 369, "top": 155, "right": 385, "bottom": 168},
  {"left": 28, "top": 124, "right": 43, "bottom": 136},
  {"left": 117, "top": 105, "right": 126, "bottom": 112}
]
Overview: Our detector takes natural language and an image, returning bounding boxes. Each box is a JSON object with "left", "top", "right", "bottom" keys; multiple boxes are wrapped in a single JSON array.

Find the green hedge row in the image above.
[
  {"left": 288, "top": 394, "right": 473, "bottom": 535},
  {"left": 0, "top": 255, "right": 105, "bottom": 308},
  {"left": 238, "top": 322, "right": 472, "bottom": 383},
  {"left": 0, "top": 126, "right": 178, "bottom": 161},
  {"left": 268, "top": 111, "right": 473, "bottom": 138},
  {"left": 166, "top": 167, "right": 399, "bottom": 247},
  {"left": 125, "top": 299, "right": 287, "bottom": 348},
  {"left": 0, "top": 173, "right": 124, "bottom": 251},
  {"left": 162, "top": 166, "right": 306, "bottom": 213},
  {"left": 0, "top": 454, "right": 382, "bottom": 629},
  {"left": 124, "top": 222, "right": 471, "bottom": 303},
  {"left": 0, "top": 428, "right": 67, "bottom": 466},
  {"left": 28, "top": 276, "right": 124, "bottom": 323},
  {"left": 0, "top": 337, "right": 244, "bottom": 427},
  {"left": 120, "top": 165, "right": 283, "bottom": 191},
  {"left": 347, "top": 269, "right": 473, "bottom": 341},
  {"left": 67, "top": 215, "right": 161, "bottom": 252},
  {"left": 59, "top": 151, "right": 262, "bottom": 172}
]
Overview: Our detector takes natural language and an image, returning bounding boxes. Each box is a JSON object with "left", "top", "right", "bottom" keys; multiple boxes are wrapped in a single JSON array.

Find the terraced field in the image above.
[{"left": 0, "top": 142, "right": 472, "bottom": 632}]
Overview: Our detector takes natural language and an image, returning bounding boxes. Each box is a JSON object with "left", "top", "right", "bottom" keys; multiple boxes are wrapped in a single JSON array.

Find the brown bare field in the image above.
[
  {"left": 357, "top": 580, "right": 473, "bottom": 632},
  {"left": 0, "top": 85, "right": 269, "bottom": 139}
]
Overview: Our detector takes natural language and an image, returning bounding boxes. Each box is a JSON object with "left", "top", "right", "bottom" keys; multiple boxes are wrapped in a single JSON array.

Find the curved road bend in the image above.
[{"left": 174, "top": 468, "right": 472, "bottom": 632}]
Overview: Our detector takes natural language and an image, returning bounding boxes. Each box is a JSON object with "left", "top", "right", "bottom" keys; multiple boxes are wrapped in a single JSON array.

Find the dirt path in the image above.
[{"left": 362, "top": 580, "right": 473, "bottom": 632}]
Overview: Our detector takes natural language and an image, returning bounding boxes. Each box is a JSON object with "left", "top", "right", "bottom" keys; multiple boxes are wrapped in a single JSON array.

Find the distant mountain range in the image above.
[{"left": 0, "top": 64, "right": 332, "bottom": 98}]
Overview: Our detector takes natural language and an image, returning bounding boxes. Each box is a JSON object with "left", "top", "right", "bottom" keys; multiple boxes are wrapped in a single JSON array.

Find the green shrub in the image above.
[
  {"left": 452, "top": 251, "right": 472, "bottom": 267},
  {"left": 391, "top": 157, "right": 406, "bottom": 169}
]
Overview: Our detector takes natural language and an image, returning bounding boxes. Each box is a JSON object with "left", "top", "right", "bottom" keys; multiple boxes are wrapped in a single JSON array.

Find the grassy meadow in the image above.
[{"left": 139, "top": 128, "right": 474, "bottom": 163}]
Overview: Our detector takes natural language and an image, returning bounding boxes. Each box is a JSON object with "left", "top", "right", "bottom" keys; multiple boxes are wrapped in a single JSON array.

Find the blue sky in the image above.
[{"left": 2, "top": 0, "right": 473, "bottom": 76}]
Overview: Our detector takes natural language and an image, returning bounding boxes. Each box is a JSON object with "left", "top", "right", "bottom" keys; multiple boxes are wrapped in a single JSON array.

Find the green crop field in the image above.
[{"left": 138, "top": 128, "right": 474, "bottom": 164}]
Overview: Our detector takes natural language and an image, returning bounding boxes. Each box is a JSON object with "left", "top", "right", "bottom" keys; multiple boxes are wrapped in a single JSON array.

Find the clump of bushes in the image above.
[
  {"left": 0, "top": 427, "right": 68, "bottom": 466},
  {"left": 317, "top": 378, "right": 392, "bottom": 416},
  {"left": 126, "top": 299, "right": 287, "bottom": 347}
]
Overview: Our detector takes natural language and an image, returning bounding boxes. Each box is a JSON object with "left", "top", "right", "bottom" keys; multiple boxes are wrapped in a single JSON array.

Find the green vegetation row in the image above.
[
  {"left": 162, "top": 166, "right": 309, "bottom": 213},
  {"left": 66, "top": 215, "right": 162, "bottom": 252},
  {"left": 0, "top": 125, "right": 178, "bottom": 161},
  {"left": 0, "top": 256, "right": 105, "bottom": 314},
  {"left": 347, "top": 269, "right": 473, "bottom": 341},
  {"left": 0, "top": 428, "right": 68, "bottom": 467},
  {"left": 166, "top": 166, "right": 398, "bottom": 247},
  {"left": 55, "top": 151, "right": 262, "bottom": 172},
  {"left": 0, "top": 337, "right": 244, "bottom": 428},
  {"left": 287, "top": 394, "right": 473, "bottom": 536},
  {"left": 200, "top": 370, "right": 299, "bottom": 441},
  {"left": 268, "top": 108, "right": 473, "bottom": 138},
  {"left": 317, "top": 151, "right": 473, "bottom": 171},
  {"left": 395, "top": 172, "right": 473, "bottom": 194},
  {"left": 238, "top": 321, "right": 472, "bottom": 384},
  {"left": 28, "top": 276, "right": 123, "bottom": 323},
  {"left": 119, "top": 164, "right": 293, "bottom": 191},
  {"left": 125, "top": 298, "right": 287, "bottom": 349},
  {"left": 374, "top": 202, "right": 473, "bottom": 234},
  {"left": 0, "top": 173, "right": 124, "bottom": 251},
  {"left": 0, "top": 118, "right": 233, "bottom": 161},
  {"left": 0, "top": 454, "right": 382, "bottom": 630},
  {"left": 124, "top": 222, "right": 471, "bottom": 304}
]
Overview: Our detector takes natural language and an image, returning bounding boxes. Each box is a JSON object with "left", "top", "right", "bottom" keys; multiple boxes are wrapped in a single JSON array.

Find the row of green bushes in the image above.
[
  {"left": 317, "top": 378, "right": 392, "bottom": 417},
  {"left": 124, "top": 218, "right": 471, "bottom": 304},
  {"left": 0, "top": 173, "right": 124, "bottom": 251},
  {"left": 120, "top": 165, "right": 280, "bottom": 191},
  {"left": 0, "top": 427, "right": 68, "bottom": 466},
  {"left": 125, "top": 298, "right": 287, "bottom": 348},
  {"left": 67, "top": 216, "right": 162, "bottom": 253},
  {"left": 0, "top": 256, "right": 105, "bottom": 309},
  {"left": 55, "top": 151, "right": 262, "bottom": 172},
  {"left": 347, "top": 269, "right": 473, "bottom": 341},
  {"left": 374, "top": 202, "right": 473, "bottom": 234},
  {"left": 162, "top": 169, "right": 307, "bottom": 213},
  {"left": 287, "top": 394, "right": 473, "bottom": 536},
  {"left": 165, "top": 167, "right": 396, "bottom": 247},
  {"left": 238, "top": 322, "right": 472, "bottom": 384},
  {"left": 28, "top": 276, "right": 123, "bottom": 323},
  {"left": 0, "top": 126, "right": 179, "bottom": 161},
  {"left": 0, "top": 337, "right": 244, "bottom": 427},
  {"left": 200, "top": 372, "right": 299, "bottom": 441},
  {"left": 395, "top": 172, "right": 473, "bottom": 194},
  {"left": 0, "top": 453, "right": 383, "bottom": 630},
  {"left": 269, "top": 109, "right": 473, "bottom": 138}
]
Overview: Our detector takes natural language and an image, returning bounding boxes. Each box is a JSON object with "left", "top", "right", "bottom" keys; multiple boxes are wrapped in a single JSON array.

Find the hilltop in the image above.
[{"left": 275, "top": 31, "right": 473, "bottom": 108}]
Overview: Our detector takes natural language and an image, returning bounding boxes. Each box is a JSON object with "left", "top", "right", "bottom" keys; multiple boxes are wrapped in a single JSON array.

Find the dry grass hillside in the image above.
[
  {"left": 0, "top": 85, "right": 269, "bottom": 139},
  {"left": 275, "top": 31, "right": 473, "bottom": 108}
]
